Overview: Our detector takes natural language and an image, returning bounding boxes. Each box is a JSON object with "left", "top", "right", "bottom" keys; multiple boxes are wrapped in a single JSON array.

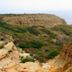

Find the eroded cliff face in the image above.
[
  {"left": 59, "top": 44, "right": 72, "bottom": 72},
  {"left": 0, "top": 42, "right": 19, "bottom": 68},
  {"left": 0, "top": 14, "right": 66, "bottom": 27},
  {"left": 46, "top": 44, "right": 72, "bottom": 72}
]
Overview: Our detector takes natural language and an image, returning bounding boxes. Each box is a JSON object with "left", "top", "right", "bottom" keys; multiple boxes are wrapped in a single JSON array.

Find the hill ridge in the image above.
[{"left": 0, "top": 14, "right": 66, "bottom": 27}]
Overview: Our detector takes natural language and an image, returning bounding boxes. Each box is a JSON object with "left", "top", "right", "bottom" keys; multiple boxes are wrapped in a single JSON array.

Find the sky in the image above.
[{"left": 0, "top": 0, "right": 72, "bottom": 24}]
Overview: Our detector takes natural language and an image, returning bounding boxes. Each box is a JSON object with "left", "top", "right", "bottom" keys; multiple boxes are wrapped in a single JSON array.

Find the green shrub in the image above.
[
  {"left": 41, "top": 28, "right": 56, "bottom": 38},
  {"left": 53, "top": 39, "right": 63, "bottom": 49},
  {"left": 20, "top": 56, "right": 35, "bottom": 63},
  {"left": 0, "top": 21, "right": 13, "bottom": 31},
  {"left": 27, "top": 26, "right": 40, "bottom": 35},
  {"left": 0, "top": 20, "right": 27, "bottom": 33},
  {"left": 31, "top": 40, "right": 44, "bottom": 48},
  {"left": 18, "top": 40, "right": 44, "bottom": 49},
  {"left": 52, "top": 25, "right": 72, "bottom": 36},
  {"left": 48, "top": 49, "right": 59, "bottom": 59},
  {"left": 18, "top": 42, "right": 31, "bottom": 48}
]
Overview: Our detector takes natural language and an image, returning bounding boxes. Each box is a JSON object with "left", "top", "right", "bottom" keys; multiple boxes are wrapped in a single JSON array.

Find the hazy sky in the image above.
[{"left": 0, "top": 0, "right": 72, "bottom": 24}]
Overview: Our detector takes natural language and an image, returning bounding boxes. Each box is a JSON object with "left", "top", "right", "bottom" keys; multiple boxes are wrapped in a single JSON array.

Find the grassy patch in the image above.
[
  {"left": 48, "top": 49, "right": 59, "bottom": 59},
  {"left": 0, "top": 20, "right": 27, "bottom": 33},
  {"left": 41, "top": 28, "right": 56, "bottom": 38},
  {"left": 18, "top": 40, "right": 44, "bottom": 49},
  {"left": 20, "top": 56, "right": 35, "bottom": 63},
  {"left": 18, "top": 42, "right": 31, "bottom": 48},
  {"left": 27, "top": 26, "right": 40, "bottom": 36},
  {"left": 52, "top": 25, "right": 72, "bottom": 36}
]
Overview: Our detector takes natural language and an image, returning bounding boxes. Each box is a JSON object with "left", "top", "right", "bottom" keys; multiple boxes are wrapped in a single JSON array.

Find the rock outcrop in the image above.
[
  {"left": 0, "top": 42, "right": 19, "bottom": 68},
  {"left": 0, "top": 41, "right": 44, "bottom": 72},
  {"left": 0, "top": 37, "right": 43, "bottom": 72}
]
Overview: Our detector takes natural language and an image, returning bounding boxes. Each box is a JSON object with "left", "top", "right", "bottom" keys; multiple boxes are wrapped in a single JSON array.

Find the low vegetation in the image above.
[
  {"left": 20, "top": 56, "right": 35, "bottom": 63},
  {"left": 0, "top": 19, "right": 72, "bottom": 62},
  {"left": 48, "top": 49, "right": 59, "bottom": 59},
  {"left": 27, "top": 26, "right": 40, "bottom": 36},
  {"left": 18, "top": 40, "right": 44, "bottom": 49},
  {"left": 52, "top": 25, "right": 72, "bottom": 36}
]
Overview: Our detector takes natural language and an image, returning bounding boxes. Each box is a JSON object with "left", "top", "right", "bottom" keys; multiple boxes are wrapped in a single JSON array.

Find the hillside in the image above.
[
  {"left": 0, "top": 14, "right": 66, "bottom": 27},
  {"left": 0, "top": 37, "right": 72, "bottom": 72},
  {"left": 0, "top": 14, "right": 72, "bottom": 62}
]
